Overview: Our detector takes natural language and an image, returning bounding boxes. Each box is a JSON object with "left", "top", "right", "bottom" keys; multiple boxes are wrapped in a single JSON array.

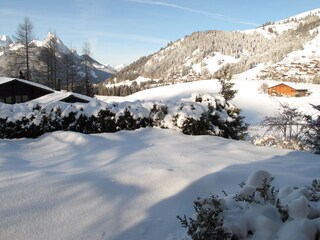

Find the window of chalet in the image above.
[
  {"left": 22, "top": 95, "right": 29, "bottom": 102},
  {"left": 5, "top": 96, "right": 12, "bottom": 104},
  {"left": 15, "top": 96, "right": 22, "bottom": 103}
]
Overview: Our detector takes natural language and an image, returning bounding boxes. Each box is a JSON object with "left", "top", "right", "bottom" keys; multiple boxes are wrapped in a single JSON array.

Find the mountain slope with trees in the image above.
[{"left": 111, "top": 9, "right": 320, "bottom": 85}]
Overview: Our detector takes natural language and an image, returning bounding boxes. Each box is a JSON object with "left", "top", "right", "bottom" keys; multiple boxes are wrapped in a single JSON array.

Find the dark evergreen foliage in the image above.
[
  {"left": 305, "top": 105, "right": 320, "bottom": 154},
  {"left": 181, "top": 115, "right": 211, "bottom": 135},
  {"left": 216, "top": 65, "right": 237, "bottom": 102},
  {"left": 177, "top": 196, "right": 232, "bottom": 240},
  {"left": 149, "top": 104, "right": 168, "bottom": 127},
  {"left": 74, "top": 77, "right": 95, "bottom": 97},
  {"left": 0, "top": 97, "right": 248, "bottom": 140}
]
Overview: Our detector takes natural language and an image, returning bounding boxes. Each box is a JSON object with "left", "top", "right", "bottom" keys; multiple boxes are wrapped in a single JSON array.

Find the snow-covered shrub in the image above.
[
  {"left": 178, "top": 170, "right": 320, "bottom": 240},
  {"left": 96, "top": 109, "right": 117, "bottom": 132},
  {"left": 116, "top": 108, "right": 150, "bottom": 130},
  {"left": 149, "top": 104, "right": 168, "bottom": 127},
  {"left": 0, "top": 93, "right": 247, "bottom": 139},
  {"left": 177, "top": 195, "right": 232, "bottom": 240},
  {"left": 181, "top": 115, "right": 211, "bottom": 135},
  {"left": 215, "top": 106, "right": 248, "bottom": 140}
]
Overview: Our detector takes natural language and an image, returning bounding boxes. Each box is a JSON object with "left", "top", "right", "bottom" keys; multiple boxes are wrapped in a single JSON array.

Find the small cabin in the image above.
[
  {"left": 267, "top": 83, "right": 309, "bottom": 97},
  {"left": 0, "top": 77, "right": 94, "bottom": 105},
  {"left": 33, "top": 91, "right": 92, "bottom": 105},
  {"left": 0, "top": 77, "right": 54, "bottom": 104}
]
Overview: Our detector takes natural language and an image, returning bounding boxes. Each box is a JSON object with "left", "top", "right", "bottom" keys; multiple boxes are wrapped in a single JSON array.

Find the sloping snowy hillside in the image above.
[{"left": 0, "top": 129, "right": 319, "bottom": 240}]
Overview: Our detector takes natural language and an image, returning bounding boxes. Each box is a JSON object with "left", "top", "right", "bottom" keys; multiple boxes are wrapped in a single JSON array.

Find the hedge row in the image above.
[{"left": 0, "top": 97, "right": 248, "bottom": 139}]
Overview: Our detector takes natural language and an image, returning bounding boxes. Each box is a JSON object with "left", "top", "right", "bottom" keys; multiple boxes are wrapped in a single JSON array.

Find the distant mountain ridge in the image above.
[
  {"left": 0, "top": 32, "right": 116, "bottom": 87},
  {"left": 0, "top": 35, "right": 13, "bottom": 47},
  {"left": 111, "top": 8, "right": 320, "bottom": 85}
]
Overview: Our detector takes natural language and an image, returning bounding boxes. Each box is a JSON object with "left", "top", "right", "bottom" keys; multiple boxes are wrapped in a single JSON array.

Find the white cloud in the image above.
[{"left": 127, "top": 0, "right": 259, "bottom": 27}]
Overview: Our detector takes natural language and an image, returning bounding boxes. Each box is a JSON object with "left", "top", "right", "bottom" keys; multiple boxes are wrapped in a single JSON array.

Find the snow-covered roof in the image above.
[
  {"left": 0, "top": 77, "right": 54, "bottom": 92},
  {"left": 268, "top": 83, "right": 308, "bottom": 91},
  {"left": 0, "top": 77, "right": 95, "bottom": 105},
  {"left": 32, "top": 91, "right": 95, "bottom": 105}
]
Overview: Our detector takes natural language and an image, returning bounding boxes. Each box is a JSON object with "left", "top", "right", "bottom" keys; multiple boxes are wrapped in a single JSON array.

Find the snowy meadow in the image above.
[{"left": 1, "top": 77, "right": 320, "bottom": 240}]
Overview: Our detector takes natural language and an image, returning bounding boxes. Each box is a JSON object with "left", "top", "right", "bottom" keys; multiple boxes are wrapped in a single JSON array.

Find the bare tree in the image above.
[
  {"left": 261, "top": 103, "right": 306, "bottom": 141},
  {"left": 74, "top": 40, "right": 94, "bottom": 97},
  {"left": 63, "top": 50, "right": 73, "bottom": 91},
  {"left": 14, "top": 17, "right": 35, "bottom": 80},
  {"left": 43, "top": 34, "right": 59, "bottom": 89},
  {"left": 82, "top": 40, "right": 91, "bottom": 80},
  {"left": 67, "top": 44, "right": 77, "bottom": 91},
  {"left": 258, "top": 83, "right": 269, "bottom": 94}
]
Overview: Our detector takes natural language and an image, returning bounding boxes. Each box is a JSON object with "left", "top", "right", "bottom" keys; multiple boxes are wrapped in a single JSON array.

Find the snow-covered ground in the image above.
[
  {"left": 0, "top": 128, "right": 319, "bottom": 240},
  {"left": 98, "top": 76, "right": 320, "bottom": 125},
  {"left": 1, "top": 75, "right": 320, "bottom": 239}
]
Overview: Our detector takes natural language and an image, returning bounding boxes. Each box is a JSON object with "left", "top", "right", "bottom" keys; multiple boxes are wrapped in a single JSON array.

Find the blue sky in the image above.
[{"left": 0, "top": 0, "right": 319, "bottom": 66}]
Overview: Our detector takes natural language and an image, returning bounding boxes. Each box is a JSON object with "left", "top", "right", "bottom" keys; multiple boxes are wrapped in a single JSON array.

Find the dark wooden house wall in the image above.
[{"left": 0, "top": 80, "right": 53, "bottom": 104}]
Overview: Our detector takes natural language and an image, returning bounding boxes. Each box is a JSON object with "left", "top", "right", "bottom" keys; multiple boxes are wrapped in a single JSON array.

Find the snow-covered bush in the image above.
[
  {"left": 0, "top": 93, "right": 247, "bottom": 139},
  {"left": 178, "top": 195, "right": 232, "bottom": 240},
  {"left": 178, "top": 170, "right": 320, "bottom": 240}
]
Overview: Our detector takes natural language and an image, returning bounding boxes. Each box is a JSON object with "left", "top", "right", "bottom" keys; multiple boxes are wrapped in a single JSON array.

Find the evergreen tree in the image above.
[
  {"left": 77, "top": 77, "right": 94, "bottom": 97},
  {"left": 216, "top": 65, "right": 237, "bottom": 101},
  {"left": 305, "top": 104, "right": 320, "bottom": 154},
  {"left": 215, "top": 65, "right": 247, "bottom": 140}
]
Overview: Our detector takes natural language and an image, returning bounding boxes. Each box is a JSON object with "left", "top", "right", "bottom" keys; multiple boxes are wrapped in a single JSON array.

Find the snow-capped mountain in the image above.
[
  {"left": 42, "top": 32, "right": 71, "bottom": 55},
  {"left": 0, "top": 32, "right": 116, "bottom": 85},
  {"left": 112, "top": 8, "right": 320, "bottom": 84},
  {"left": 0, "top": 35, "right": 13, "bottom": 48},
  {"left": 114, "top": 64, "right": 127, "bottom": 72}
]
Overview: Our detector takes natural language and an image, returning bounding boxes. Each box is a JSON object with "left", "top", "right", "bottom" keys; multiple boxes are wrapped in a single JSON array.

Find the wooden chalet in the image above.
[
  {"left": 0, "top": 77, "right": 93, "bottom": 104},
  {"left": 267, "top": 83, "right": 309, "bottom": 97},
  {"left": 0, "top": 77, "right": 54, "bottom": 104}
]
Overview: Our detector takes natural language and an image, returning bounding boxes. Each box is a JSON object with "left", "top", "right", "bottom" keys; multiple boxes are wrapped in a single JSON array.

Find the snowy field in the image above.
[
  {"left": 1, "top": 76, "right": 320, "bottom": 239},
  {"left": 98, "top": 75, "right": 320, "bottom": 125},
  {"left": 1, "top": 128, "right": 319, "bottom": 240}
]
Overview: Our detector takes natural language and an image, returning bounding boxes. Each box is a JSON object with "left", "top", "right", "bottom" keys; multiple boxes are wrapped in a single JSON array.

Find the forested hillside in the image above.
[{"left": 111, "top": 11, "right": 320, "bottom": 83}]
